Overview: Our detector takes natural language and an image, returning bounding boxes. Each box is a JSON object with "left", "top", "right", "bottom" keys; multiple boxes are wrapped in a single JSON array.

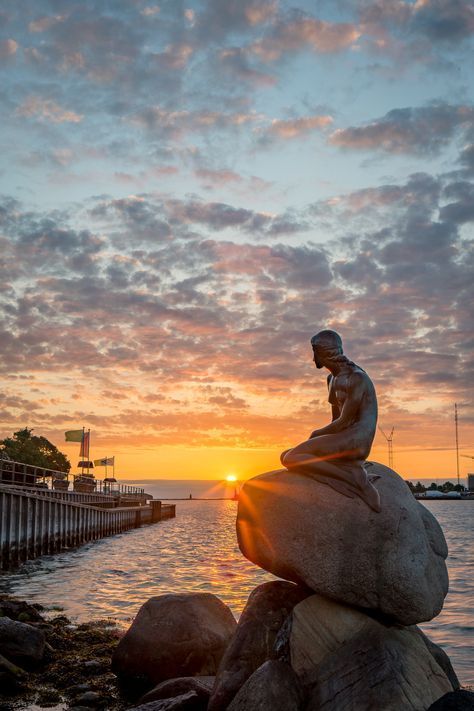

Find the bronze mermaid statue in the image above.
[{"left": 281, "top": 330, "right": 381, "bottom": 512}]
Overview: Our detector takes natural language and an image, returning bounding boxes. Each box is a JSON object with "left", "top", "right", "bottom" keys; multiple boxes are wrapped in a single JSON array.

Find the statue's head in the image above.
[{"left": 310, "top": 330, "right": 343, "bottom": 369}]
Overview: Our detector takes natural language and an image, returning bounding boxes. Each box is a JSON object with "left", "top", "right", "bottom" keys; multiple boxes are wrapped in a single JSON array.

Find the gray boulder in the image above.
[
  {"left": 237, "top": 464, "right": 448, "bottom": 624},
  {"left": 287, "top": 594, "right": 452, "bottom": 711},
  {"left": 112, "top": 593, "right": 236, "bottom": 692},
  {"left": 227, "top": 660, "right": 303, "bottom": 711},
  {"left": 138, "top": 676, "right": 214, "bottom": 708},
  {"left": 0, "top": 617, "right": 45, "bottom": 667},
  {"left": 411, "top": 627, "right": 460, "bottom": 690},
  {"left": 208, "top": 581, "right": 310, "bottom": 711}
]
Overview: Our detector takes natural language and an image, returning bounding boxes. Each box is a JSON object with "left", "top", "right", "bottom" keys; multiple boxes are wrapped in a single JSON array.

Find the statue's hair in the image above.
[
  {"left": 311, "top": 330, "right": 343, "bottom": 355},
  {"left": 310, "top": 329, "right": 354, "bottom": 366}
]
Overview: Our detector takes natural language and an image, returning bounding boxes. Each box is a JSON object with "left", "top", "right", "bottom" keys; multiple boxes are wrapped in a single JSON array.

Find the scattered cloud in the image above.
[
  {"left": 263, "top": 114, "right": 333, "bottom": 140},
  {"left": 330, "top": 103, "right": 474, "bottom": 155},
  {"left": 16, "top": 96, "right": 83, "bottom": 123},
  {"left": 250, "top": 15, "right": 361, "bottom": 61},
  {"left": 28, "top": 15, "right": 65, "bottom": 33},
  {"left": 0, "top": 38, "right": 18, "bottom": 59}
]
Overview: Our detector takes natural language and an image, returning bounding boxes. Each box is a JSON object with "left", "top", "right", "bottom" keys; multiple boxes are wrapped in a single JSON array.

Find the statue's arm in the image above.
[
  {"left": 309, "top": 375, "right": 340, "bottom": 438},
  {"left": 309, "top": 372, "right": 366, "bottom": 438}
]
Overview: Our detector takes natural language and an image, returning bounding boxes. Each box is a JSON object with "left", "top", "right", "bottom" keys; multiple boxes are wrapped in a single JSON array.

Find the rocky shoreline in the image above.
[
  {"left": 0, "top": 596, "right": 128, "bottom": 710},
  {"left": 1, "top": 590, "right": 473, "bottom": 711}
]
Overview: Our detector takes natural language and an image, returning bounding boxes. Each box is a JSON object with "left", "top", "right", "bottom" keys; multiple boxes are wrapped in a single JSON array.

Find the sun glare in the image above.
[{"left": 226, "top": 474, "right": 237, "bottom": 482}]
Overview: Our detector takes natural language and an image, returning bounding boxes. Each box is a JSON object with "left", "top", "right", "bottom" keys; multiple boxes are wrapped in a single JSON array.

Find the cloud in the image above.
[
  {"left": 16, "top": 96, "right": 83, "bottom": 123},
  {"left": 218, "top": 47, "right": 277, "bottom": 86},
  {"left": 196, "top": 0, "right": 277, "bottom": 40},
  {"left": 330, "top": 103, "right": 474, "bottom": 155},
  {"left": 262, "top": 114, "right": 333, "bottom": 140},
  {"left": 151, "top": 42, "right": 194, "bottom": 70},
  {"left": 411, "top": 0, "right": 474, "bottom": 42},
  {"left": 195, "top": 168, "right": 243, "bottom": 185},
  {"left": 28, "top": 15, "right": 65, "bottom": 33},
  {"left": 0, "top": 38, "right": 18, "bottom": 59},
  {"left": 250, "top": 14, "right": 360, "bottom": 61},
  {"left": 131, "top": 106, "right": 260, "bottom": 138},
  {"left": 1, "top": 172, "right": 473, "bottom": 453}
]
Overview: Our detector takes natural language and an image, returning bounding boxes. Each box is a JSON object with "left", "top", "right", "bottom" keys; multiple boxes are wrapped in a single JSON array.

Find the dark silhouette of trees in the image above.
[{"left": 0, "top": 428, "right": 70, "bottom": 472}]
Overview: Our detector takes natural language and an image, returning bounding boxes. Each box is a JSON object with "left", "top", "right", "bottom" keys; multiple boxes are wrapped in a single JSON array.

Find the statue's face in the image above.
[{"left": 312, "top": 343, "right": 325, "bottom": 369}]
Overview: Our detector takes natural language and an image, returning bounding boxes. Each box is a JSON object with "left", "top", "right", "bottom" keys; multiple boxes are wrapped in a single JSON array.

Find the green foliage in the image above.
[
  {"left": 414, "top": 481, "right": 426, "bottom": 493},
  {"left": 0, "top": 428, "right": 71, "bottom": 472}
]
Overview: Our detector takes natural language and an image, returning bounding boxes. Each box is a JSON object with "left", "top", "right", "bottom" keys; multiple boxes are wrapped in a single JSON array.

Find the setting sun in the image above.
[{"left": 226, "top": 474, "right": 237, "bottom": 482}]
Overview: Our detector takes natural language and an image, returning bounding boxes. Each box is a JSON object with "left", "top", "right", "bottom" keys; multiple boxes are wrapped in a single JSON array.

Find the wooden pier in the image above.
[{"left": 0, "top": 460, "right": 175, "bottom": 570}]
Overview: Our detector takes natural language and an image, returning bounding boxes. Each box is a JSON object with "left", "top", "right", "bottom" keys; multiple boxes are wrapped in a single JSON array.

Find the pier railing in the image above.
[
  {"left": 0, "top": 483, "right": 175, "bottom": 570},
  {"left": 0, "top": 458, "right": 146, "bottom": 499}
]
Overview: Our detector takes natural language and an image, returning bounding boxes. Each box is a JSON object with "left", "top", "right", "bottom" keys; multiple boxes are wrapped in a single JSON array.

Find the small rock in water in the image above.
[
  {"left": 237, "top": 465, "right": 449, "bottom": 624},
  {"left": 138, "top": 676, "right": 214, "bottom": 706},
  {"left": 82, "top": 659, "right": 107, "bottom": 675},
  {"left": 0, "top": 617, "right": 46, "bottom": 667},
  {"left": 75, "top": 690, "right": 104, "bottom": 706},
  {"left": 0, "top": 598, "right": 43, "bottom": 623},
  {"left": 112, "top": 593, "right": 236, "bottom": 693},
  {"left": 36, "top": 687, "right": 63, "bottom": 706}
]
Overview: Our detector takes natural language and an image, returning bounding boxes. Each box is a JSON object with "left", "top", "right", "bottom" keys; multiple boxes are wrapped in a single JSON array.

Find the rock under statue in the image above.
[{"left": 280, "top": 329, "right": 381, "bottom": 512}]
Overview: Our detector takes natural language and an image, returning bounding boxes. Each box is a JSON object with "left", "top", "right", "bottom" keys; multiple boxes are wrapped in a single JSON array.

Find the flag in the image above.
[
  {"left": 79, "top": 431, "right": 90, "bottom": 458},
  {"left": 94, "top": 457, "right": 114, "bottom": 467},
  {"left": 65, "top": 429, "right": 83, "bottom": 442}
]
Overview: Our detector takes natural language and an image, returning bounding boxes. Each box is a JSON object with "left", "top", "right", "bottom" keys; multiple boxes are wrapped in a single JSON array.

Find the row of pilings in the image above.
[{"left": 0, "top": 484, "right": 175, "bottom": 570}]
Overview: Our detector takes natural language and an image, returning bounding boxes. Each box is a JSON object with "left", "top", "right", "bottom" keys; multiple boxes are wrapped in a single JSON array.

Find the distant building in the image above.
[{"left": 468, "top": 473, "right": 474, "bottom": 492}]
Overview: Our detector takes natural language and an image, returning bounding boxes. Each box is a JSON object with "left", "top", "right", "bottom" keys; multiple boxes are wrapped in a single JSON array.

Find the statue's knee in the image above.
[{"left": 280, "top": 449, "right": 290, "bottom": 466}]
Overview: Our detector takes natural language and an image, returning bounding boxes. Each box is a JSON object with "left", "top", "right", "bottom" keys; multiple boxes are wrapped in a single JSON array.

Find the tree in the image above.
[
  {"left": 414, "top": 481, "right": 426, "bottom": 493},
  {"left": 0, "top": 428, "right": 71, "bottom": 472}
]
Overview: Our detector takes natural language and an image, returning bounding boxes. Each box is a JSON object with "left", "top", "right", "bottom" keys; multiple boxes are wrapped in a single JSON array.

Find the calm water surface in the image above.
[{"left": 0, "top": 484, "right": 472, "bottom": 686}]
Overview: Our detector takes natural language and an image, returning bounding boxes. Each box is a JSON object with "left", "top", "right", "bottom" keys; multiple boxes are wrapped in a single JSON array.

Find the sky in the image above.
[{"left": 0, "top": 0, "right": 473, "bottom": 482}]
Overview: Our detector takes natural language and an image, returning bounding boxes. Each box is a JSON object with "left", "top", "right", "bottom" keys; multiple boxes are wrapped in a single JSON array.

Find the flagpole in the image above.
[
  {"left": 87, "top": 429, "right": 91, "bottom": 476},
  {"left": 105, "top": 457, "right": 108, "bottom": 478},
  {"left": 81, "top": 426, "right": 85, "bottom": 476}
]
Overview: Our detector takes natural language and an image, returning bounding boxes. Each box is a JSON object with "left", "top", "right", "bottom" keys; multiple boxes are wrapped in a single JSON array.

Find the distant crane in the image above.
[
  {"left": 454, "top": 403, "right": 460, "bottom": 486},
  {"left": 379, "top": 426, "right": 395, "bottom": 469}
]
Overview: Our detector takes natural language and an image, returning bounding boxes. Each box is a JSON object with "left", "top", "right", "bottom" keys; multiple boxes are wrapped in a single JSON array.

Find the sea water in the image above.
[{"left": 0, "top": 481, "right": 472, "bottom": 686}]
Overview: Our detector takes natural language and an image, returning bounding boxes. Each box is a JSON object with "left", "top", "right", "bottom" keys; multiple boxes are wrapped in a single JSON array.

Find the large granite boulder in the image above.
[
  {"left": 237, "top": 464, "right": 448, "bottom": 624},
  {"left": 208, "top": 581, "right": 310, "bottom": 711},
  {"left": 0, "top": 617, "right": 45, "bottom": 668},
  {"left": 227, "top": 660, "right": 303, "bottom": 711},
  {"left": 112, "top": 593, "right": 236, "bottom": 693},
  {"left": 286, "top": 595, "right": 453, "bottom": 711}
]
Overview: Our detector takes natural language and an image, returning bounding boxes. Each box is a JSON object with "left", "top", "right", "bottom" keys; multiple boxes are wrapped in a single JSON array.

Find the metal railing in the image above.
[{"left": 0, "top": 459, "right": 146, "bottom": 498}]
